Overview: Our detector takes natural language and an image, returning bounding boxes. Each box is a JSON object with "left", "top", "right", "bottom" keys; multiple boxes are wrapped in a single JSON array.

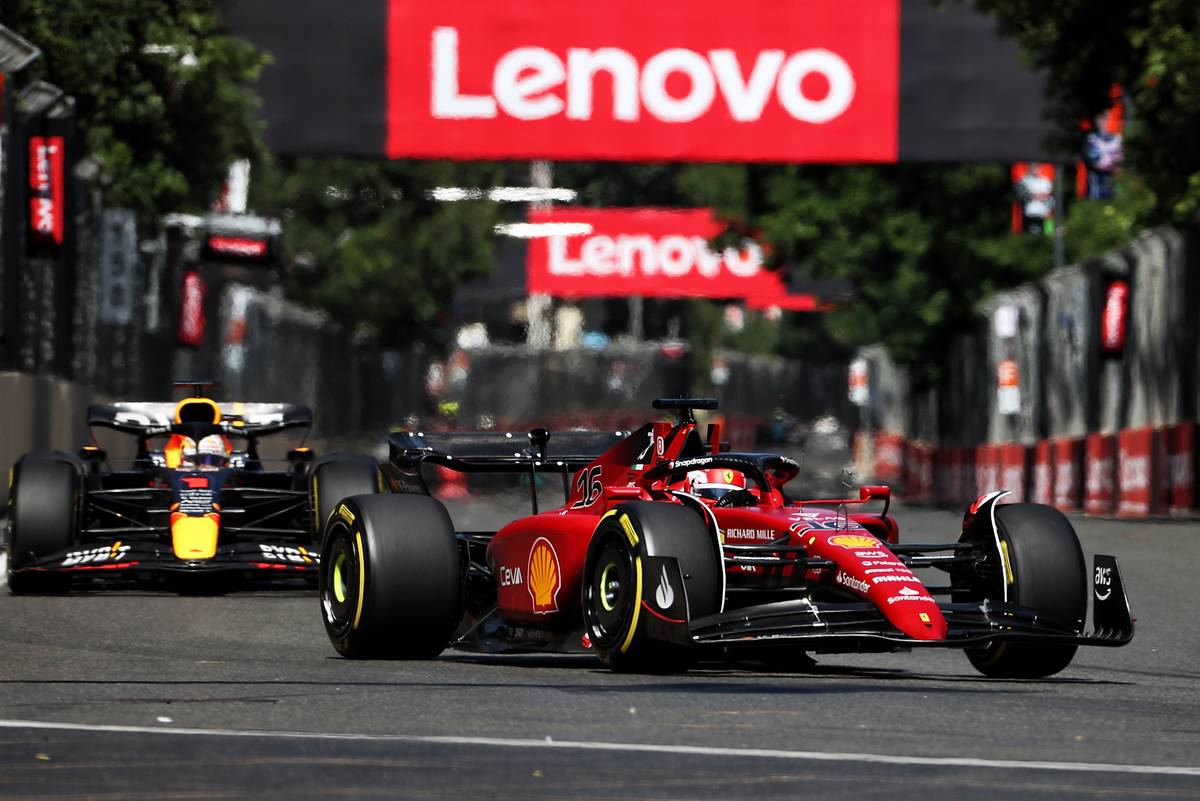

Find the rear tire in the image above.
[
  {"left": 8, "top": 457, "right": 80, "bottom": 594},
  {"left": 582, "top": 501, "right": 722, "bottom": 673},
  {"left": 311, "top": 456, "right": 381, "bottom": 541},
  {"left": 965, "top": 503, "right": 1086, "bottom": 678},
  {"left": 319, "top": 494, "right": 462, "bottom": 659}
]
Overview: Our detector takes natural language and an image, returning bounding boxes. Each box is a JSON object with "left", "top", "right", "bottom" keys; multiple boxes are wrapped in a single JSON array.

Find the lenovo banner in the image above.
[
  {"left": 387, "top": 0, "right": 898, "bottom": 162},
  {"left": 28, "top": 135, "right": 66, "bottom": 248},
  {"left": 525, "top": 207, "right": 815, "bottom": 307}
]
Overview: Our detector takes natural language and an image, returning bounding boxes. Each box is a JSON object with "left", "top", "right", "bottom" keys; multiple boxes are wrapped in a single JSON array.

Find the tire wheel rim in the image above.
[
  {"left": 587, "top": 532, "right": 635, "bottom": 649},
  {"left": 322, "top": 523, "right": 359, "bottom": 635}
]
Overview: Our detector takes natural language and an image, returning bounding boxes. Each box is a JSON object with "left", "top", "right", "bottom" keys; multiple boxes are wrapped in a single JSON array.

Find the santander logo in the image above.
[{"left": 431, "top": 27, "right": 856, "bottom": 125}]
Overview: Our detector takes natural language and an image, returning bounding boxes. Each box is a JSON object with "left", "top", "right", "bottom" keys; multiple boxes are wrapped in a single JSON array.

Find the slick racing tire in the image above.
[
  {"left": 311, "top": 456, "right": 381, "bottom": 540},
  {"left": 319, "top": 494, "right": 462, "bottom": 659},
  {"left": 966, "top": 503, "right": 1087, "bottom": 679},
  {"left": 8, "top": 456, "right": 81, "bottom": 594},
  {"left": 582, "top": 501, "right": 722, "bottom": 673}
]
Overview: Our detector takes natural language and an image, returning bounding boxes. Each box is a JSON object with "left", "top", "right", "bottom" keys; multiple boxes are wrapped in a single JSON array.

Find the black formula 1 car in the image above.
[
  {"left": 5, "top": 382, "right": 380, "bottom": 593},
  {"left": 318, "top": 398, "right": 1133, "bottom": 678}
]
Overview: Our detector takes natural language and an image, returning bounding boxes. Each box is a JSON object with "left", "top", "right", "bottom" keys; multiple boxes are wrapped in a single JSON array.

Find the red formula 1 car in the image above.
[{"left": 319, "top": 398, "right": 1132, "bottom": 677}]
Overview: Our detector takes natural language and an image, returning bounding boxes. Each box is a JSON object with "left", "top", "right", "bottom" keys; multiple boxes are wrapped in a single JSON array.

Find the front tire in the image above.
[
  {"left": 582, "top": 501, "right": 722, "bottom": 673},
  {"left": 319, "top": 494, "right": 462, "bottom": 659},
  {"left": 965, "top": 503, "right": 1087, "bottom": 678},
  {"left": 8, "top": 457, "right": 80, "bottom": 594}
]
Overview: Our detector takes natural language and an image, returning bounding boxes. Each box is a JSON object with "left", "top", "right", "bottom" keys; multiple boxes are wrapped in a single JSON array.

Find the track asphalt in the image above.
[{"left": 1, "top": 501, "right": 1198, "bottom": 800}]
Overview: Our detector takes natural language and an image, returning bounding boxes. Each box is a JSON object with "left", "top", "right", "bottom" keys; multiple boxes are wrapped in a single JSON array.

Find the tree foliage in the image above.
[
  {"left": 251, "top": 157, "right": 510, "bottom": 348},
  {"left": 5, "top": 0, "right": 266, "bottom": 223},
  {"left": 974, "top": 0, "right": 1200, "bottom": 221}
]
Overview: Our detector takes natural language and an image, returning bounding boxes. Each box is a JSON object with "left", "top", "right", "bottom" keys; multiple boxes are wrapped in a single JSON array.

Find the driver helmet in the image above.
[
  {"left": 680, "top": 468, "right": 746, "bottom": 501},
  {"left": 181, "top": 434, "right": 231, "bottom": 469}
]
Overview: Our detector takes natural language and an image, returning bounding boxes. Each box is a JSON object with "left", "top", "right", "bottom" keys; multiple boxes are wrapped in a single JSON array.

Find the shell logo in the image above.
[
  {"left": 829, "top": 534, "right": 879, "bottom": 549},
  {"left": 528, "top": 537, "right": 561, "bottom": 614}
]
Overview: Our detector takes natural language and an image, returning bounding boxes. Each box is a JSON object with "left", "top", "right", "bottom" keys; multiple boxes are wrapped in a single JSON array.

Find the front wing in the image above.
[
  {"left": 641, "top": 554, "right": 1133, "bottom": 654},
  {"left": 10, "top": 541, "right": 319, "bottom": 582}
]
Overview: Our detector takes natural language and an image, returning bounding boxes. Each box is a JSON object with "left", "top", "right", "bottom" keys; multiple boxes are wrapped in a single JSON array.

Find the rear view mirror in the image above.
[{"left": 859, "top": 485, "right": 890, "bottom": 502}]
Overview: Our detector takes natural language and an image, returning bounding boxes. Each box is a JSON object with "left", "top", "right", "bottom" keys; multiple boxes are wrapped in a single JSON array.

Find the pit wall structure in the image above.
[{"left": 854, "top": 225, "right": 1199, "bottom": 518}]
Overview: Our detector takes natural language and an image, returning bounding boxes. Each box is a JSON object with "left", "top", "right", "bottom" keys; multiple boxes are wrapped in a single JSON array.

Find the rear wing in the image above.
[
  {"left": 388, "top": 429, "right": 631, "bottom": 474},
  {"left": 88, "top": 402, "right": 313, "bottom": 436}
]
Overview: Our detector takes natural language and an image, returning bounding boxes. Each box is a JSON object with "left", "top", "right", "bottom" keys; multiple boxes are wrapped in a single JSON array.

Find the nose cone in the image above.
[
  {"left": 803, "top": 528, "right": 948, "bottom": 641},
  {"left": 880, "top": 589, "right": 947, "bottom": 640}
]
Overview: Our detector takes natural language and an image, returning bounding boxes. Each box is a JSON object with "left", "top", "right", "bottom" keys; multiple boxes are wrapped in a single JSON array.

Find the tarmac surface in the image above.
[{"left": 1, "top": 495, "right": 1198, "bottom": 800}]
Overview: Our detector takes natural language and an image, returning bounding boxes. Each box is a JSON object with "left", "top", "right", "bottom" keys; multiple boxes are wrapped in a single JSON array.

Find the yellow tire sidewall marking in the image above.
[
  {"left": 352, "top": 530, "right": 366, "bottom": 631},
  {"left": 618, "top": 555, "right": 643, "bottom": 654},
  {"left": 620, "top": 515, "right": 639, "bottom": 547}
]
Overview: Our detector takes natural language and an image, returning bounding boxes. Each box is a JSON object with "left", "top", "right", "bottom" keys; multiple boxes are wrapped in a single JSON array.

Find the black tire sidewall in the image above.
[
  {"left": 312, "top": 456, "right": 380, "bottom": 540},
  {"left": 10, "top": 458, "right": 80, "bottom": 569},
  {"left": 582, "top": 501, "right": 722, "bottom": 669},
  {"left": 968, "top": 503, "right": 1086, "bottom": 678},
  {"left": 318, "top": 494, "right": 462, "bottom": 659}
]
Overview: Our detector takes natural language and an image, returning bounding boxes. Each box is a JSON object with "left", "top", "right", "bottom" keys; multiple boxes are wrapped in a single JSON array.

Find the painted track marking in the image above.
[
  {"left": 0, "top": 552, "right": 6, "bottom": 589},
  {"left": 0, "top": 719, "right": 1197, "bottom": 778}
]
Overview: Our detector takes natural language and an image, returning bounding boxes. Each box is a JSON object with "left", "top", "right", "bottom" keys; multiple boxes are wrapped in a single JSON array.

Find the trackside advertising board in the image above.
[
  {"left": 386, "top": 0, "right": 899, "bottom": 162},
  {"left": 525, "top": 207, "right": 816, "bottom": 308}
]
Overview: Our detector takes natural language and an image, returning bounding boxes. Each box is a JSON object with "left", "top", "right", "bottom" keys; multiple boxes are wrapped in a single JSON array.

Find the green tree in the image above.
[
  {"left": 973, "top": 0, "right": 1200, "bottom": 221},
  {"left": 6, "top": 0, "right": 266, "bottom": 223},
  {"left": 252, "top": 157, "right": 510, "bottom": 348},
  {"left": 677, "top": 163, "right": 1055, "bottom": 385}
]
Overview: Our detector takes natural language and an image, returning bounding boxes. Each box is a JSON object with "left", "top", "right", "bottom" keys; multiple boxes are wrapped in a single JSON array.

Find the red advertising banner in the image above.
[
  {"left": 874, "top": 432, "right": 904, "bottom": 484},
  {"left": 526, "top": 207, "right": 815, "bottom": 306},
  {"left": 1161, "top": 422, "right": 1195, "bottom": 513},
  {"left": 998, "top": 443, "right": 1028, "bottom": 502},
  {"left": 387, "top": 0, "right": 899, "bottom": 162},
  {"left": 1084, "top": 433, "right": 1116, "bottom": 515},
  {"left": 903, "top": 441, "right": 933, "bottom": 502},
  {"left": 206, "top": 235, "right": 270, "bottom": 262},
  {"left": 28, "top": 135, "right": 65, "bottom": 247},
  {"left": 178, "top": 270, "right": 207, "bottom": 347},
  {"left": 1116, "top": 427, "right": 1157, "bottom": 517},
  {"left": 975, "top": 444, "right": 1000, "bottom": 498},
  {"left": 1101, "top": 279, "right": 1129, "bottom": 355},
  {"left": 950, "top": 447, "right": 975, "bottom": 506},
  {"left": 1031, "top": 440, "right": 1053, "bottom": 505},
  {"left": 1052, "top": 437, "right": 1083, "bottom": 511}
]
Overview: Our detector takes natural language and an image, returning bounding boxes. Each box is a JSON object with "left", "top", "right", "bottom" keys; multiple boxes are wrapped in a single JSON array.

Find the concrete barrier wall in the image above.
[
  {"left": 854, "top": 224, "right": 1200, "bottom": 515},
  {"left": 0, "top": 372, "right": 92, "bottom": 508}
]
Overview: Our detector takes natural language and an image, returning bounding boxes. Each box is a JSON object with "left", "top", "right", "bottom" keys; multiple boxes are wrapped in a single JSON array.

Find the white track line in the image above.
[
  {"left": 1, "top": 719, "right": 1197, "bottom": 777},
  {"left": 0, "top": 552, "right": 7, "bottom": 589}
]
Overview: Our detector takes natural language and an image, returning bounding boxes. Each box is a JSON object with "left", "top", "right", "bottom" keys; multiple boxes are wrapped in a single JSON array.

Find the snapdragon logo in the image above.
[{"left": 431, "top": 27, "right": 856, "bottom": 125}]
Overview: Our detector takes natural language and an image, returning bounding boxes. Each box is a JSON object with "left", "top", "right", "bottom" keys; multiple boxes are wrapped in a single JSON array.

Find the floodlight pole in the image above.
[{"left": 525, "top": 160, "right": 553, "bottom": 349}]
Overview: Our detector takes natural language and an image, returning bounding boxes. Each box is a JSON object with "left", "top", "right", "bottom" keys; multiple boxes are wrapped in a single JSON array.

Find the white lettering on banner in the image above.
[
  {"left": 1168, "top": 453, "right": 1192, "bottom": 491},
  {"left": 549, "top": 234, "right": 762, "bottom": 280},
  {"left": 567, "top": 48, "right": 640, "bottom": 121},
  {"left": 1054, "top": 459, "right": 1076, "bottom": 505},
  {"left": 1086, "top": 457, "right": 1113, "bottom": 494},
  {"left": 431, "top": 28, "right": 497, "bottom": 118},
  {"left": 430, "top": 27, "right": 856, "bottom": 125},
  {"left": 1120, "top": 455, "right": 1149, "bottom": 491},
  {"left": 876, "top": 443, "right": 901, "bottom": 470}
]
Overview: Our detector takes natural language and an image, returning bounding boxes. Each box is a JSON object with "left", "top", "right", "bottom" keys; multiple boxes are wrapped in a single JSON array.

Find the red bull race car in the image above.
[
  {"left": 319, "top": 398, "right": 1133, "bottom": 677},
  {"left": 6, "top": 382, "right": 379, "bottom": 593}
]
